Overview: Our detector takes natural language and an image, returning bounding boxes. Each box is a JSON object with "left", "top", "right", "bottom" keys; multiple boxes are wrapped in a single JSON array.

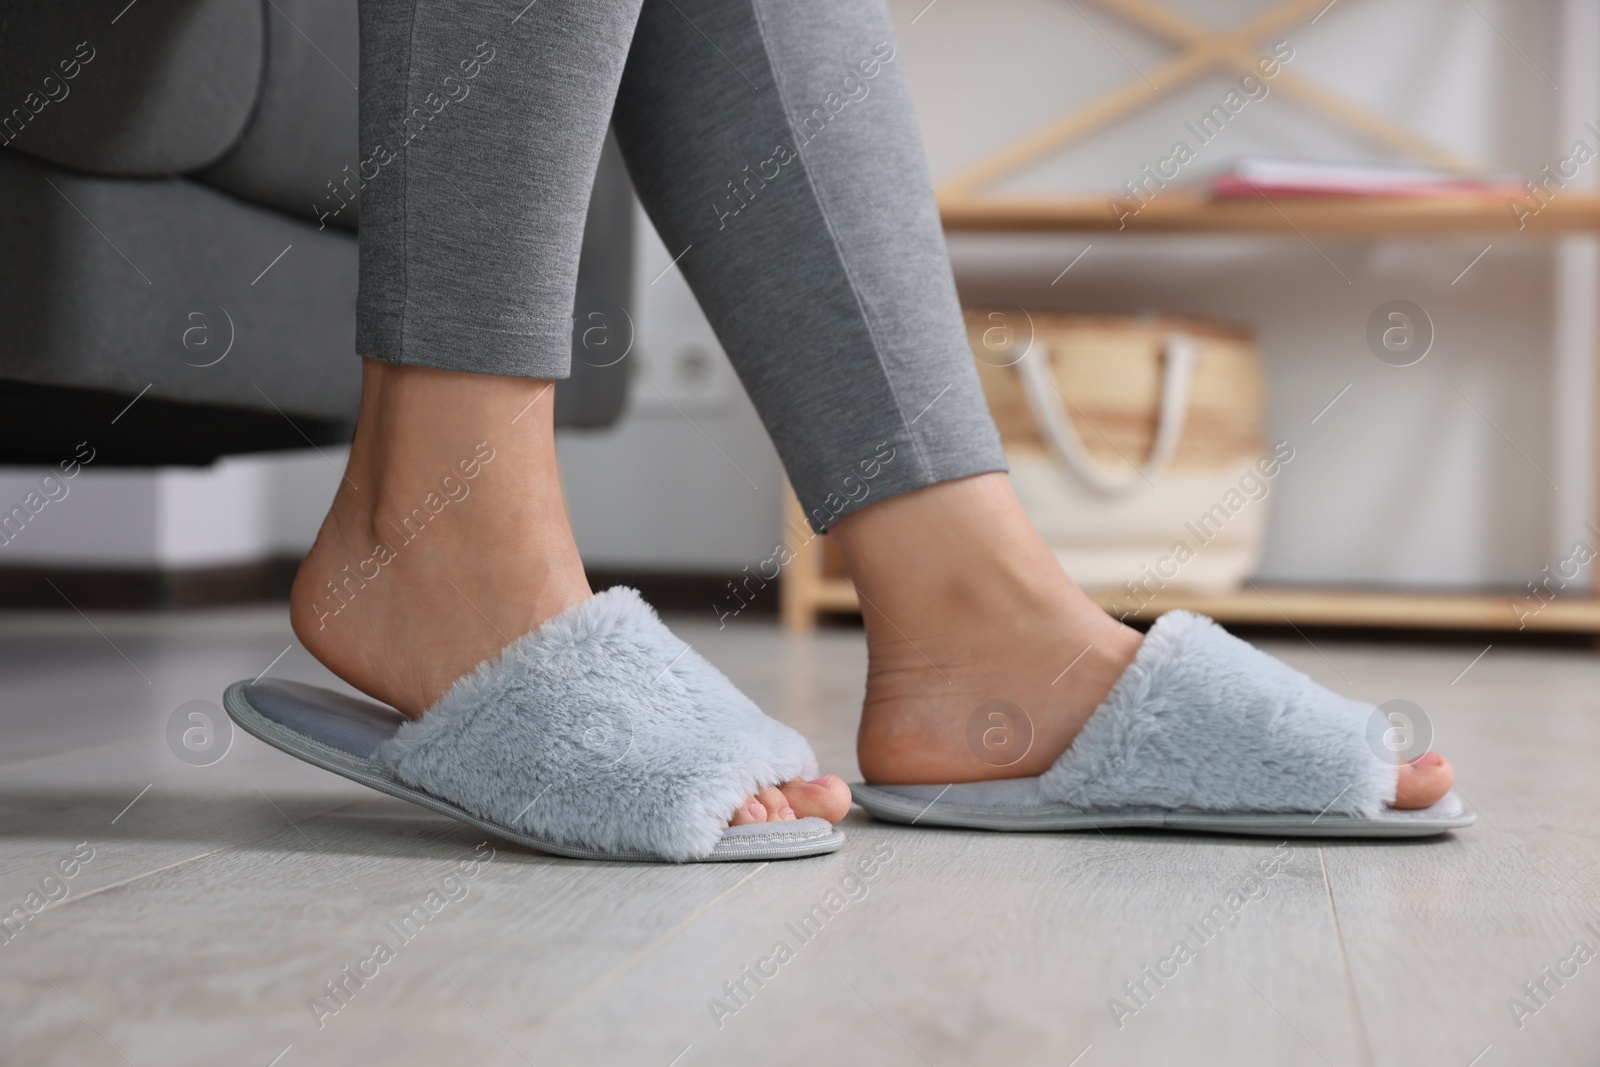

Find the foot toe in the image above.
[
  {"left": 729, "top": 797, "right": 767, "bottom": 826},
  {"left": 755, "top": 785, "right": 791, "bottom": 822},
  {"left": 1391, "top": 751, "right": 1453, "bottom": 810},
  {"left": 779, "top": 775, "right": 852, "bottom": 823},
  {"left": 728, "top": 777, "right": 849, "bottom": 829}
]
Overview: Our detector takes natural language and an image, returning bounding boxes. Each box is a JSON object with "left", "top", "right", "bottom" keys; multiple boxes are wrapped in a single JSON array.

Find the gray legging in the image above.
[{"left": 356, "top": 0, "right": 1005, "bottom": 529}]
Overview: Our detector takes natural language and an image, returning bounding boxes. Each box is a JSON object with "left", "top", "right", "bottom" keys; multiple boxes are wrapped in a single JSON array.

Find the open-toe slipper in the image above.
[
  {"left": 853, "top": 611, "right": 1475, "bottom": 839},
  {"left": 225, "top": 587, "right": 844, "bottom": 862}
]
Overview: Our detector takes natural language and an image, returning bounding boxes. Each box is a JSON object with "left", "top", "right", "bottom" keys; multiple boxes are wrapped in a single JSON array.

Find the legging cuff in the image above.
[
  {"left": 799, "top": 447, "right": 1009, "bottom": 534},
  {"left": 356, "top": 309, "right": 574, "bottom": 380}
]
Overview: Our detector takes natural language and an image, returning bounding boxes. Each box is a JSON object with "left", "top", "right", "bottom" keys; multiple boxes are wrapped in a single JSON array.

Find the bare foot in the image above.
[
  {"left": 290, "top": 360, "right": 850, "bottom": 828},
  {"left": 832, "top": 473, "right": 1452, "bottom": 811}
]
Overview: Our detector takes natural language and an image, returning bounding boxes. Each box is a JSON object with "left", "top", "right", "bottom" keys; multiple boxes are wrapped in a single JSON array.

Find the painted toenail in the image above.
[
  {"left": 1411, "top": 751, "right": 1444, "bottom": 767},
  {"left": 779, "top": 807, "right": 796, "bottom": 820},
  {"left": 747, "top": 800, "right": 766, "bottom": 819}
]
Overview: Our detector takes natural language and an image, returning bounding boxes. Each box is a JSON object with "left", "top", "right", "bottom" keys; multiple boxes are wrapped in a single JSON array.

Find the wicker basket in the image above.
[{"left": 966, "top": 310, "right": 1274, "bottom": 595}]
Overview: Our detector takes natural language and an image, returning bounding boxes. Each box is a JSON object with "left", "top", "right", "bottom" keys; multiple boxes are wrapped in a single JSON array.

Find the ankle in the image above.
[
  {"left": 349, "top": 358, "right": 553, "bottom": 490},
  {"left": 831, "top": 473, "right": 1098, "bottom": 630},
  {"left": 342, "top": 362, "right": 581, "bottom": 549},
  {"left": 289, "top": 359, "right": 591, "bottom": 705}
]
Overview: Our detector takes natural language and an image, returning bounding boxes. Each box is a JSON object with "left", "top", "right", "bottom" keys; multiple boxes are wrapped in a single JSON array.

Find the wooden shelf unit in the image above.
[
  {"left": 778, "top": 192, "right": 1600, "bottom": 637},
  {"left": 777, "top": 191, "right": 1600, "bottom": 637},
  {"left": 936, "top": 192, "right": 1600, "bottom": 236},
  {"left": 779, "top": 184, "right": 1600, "bottom": 633}
]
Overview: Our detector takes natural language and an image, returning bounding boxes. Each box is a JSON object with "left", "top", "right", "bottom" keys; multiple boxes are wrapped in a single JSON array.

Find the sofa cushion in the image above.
[
  {"left": 0, "top": 149, "right": 360, "bottom": 423},
  {"left": 195, "top": 0, "right": 361, "bottom": 232},
  {"left": 0, "top": 0, "right": 263, "bottom": 176}
]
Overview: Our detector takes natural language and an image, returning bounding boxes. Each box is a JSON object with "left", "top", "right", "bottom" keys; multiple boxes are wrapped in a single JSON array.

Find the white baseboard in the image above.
[{"left": 0, "top": 448, "right": 344, "bottom": 568}]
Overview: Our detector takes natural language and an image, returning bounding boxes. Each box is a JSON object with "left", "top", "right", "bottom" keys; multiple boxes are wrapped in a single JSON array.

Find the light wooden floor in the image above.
[{"left": 3, "top": 607, "right": 1598, "bottom": 1067}]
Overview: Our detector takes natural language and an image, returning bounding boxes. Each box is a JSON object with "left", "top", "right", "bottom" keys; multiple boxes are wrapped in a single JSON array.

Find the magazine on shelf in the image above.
[{"left": 1202, "top": 157, "right": 1523, "bottom": 199}]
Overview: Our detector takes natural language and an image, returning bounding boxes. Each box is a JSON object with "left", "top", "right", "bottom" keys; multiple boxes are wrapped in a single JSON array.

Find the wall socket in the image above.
[{"left": 633, "top": 340, "right": 734, "bottom": 414}]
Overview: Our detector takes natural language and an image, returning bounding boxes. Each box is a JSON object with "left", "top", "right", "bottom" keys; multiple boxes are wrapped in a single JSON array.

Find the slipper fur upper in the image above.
[
  {"left": 375, "top": 587, "right": 819, "bottom": 861},
  {"left": 1041, "top": 611, "right": 1397, "bottom": 816}
]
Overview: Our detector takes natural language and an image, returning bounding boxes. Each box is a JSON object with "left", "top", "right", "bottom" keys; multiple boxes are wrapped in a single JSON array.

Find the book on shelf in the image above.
[{"left": 1202, "top": 157, "right": 1523, "bottom": 199}]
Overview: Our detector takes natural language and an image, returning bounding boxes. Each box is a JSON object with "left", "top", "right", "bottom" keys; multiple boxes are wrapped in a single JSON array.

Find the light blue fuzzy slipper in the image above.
[
  {"left": 853, "top": 611, "right": 1474, "bottom": 838},
  {"left": 225, "top": 587, "right": 843, "bottom": 862}
]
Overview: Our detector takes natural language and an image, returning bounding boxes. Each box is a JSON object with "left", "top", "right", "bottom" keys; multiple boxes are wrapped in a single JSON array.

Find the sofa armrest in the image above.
[{"left": 0, "top": 0, "right": 263, "bottom": 176}]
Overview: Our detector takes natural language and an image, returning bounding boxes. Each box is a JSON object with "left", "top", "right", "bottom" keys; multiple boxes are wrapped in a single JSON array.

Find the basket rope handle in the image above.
[{"left": 1015, "top": 332, "right": 1202, "bottom": 497}]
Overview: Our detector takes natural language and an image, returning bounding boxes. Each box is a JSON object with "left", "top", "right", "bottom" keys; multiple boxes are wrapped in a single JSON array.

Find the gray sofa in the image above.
[{"left": 0, "top": 0, "right": 632, "bottom": 465}]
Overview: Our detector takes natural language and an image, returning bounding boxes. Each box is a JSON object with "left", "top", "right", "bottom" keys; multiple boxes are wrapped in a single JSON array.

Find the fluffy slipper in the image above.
[
  {"left": 225, "top": 587, "right": 844, "bottom": 862},
  {"left": 853, "top": 611, "right": 1474, "bottom": 838}
]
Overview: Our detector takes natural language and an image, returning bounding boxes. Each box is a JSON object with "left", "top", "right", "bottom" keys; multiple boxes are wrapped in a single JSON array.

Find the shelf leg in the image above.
[{"left": 781, "top": 488, "right": 820, "bottom": 632}]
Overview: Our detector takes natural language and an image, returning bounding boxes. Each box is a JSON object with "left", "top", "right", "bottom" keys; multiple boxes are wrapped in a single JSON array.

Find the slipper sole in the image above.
[
  {"left": 225, "top": 681, "right": 845, "bottom": 863},
  {"left": 851, "top": 781, "right": 1475, "bottom": 838}
]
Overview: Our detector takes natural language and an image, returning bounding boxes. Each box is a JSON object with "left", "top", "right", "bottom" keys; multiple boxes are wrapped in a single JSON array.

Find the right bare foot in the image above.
[
  {"left": 289, "top": 359, "right": 850, "bottom": 828},
  {"left": 833, "top": 474, "right": 1453, "bottom": 811}
]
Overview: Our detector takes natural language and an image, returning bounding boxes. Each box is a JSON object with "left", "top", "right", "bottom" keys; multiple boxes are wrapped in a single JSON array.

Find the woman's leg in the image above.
[
  {"left": 290, "top": 0, "right": 847, "bottom": 826},
  {"left": 614, "top": 0, "right": 1003, "bottom": 524},
  {"left": 613, "top": 0, "right": 1452, "bottom": 808}
]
